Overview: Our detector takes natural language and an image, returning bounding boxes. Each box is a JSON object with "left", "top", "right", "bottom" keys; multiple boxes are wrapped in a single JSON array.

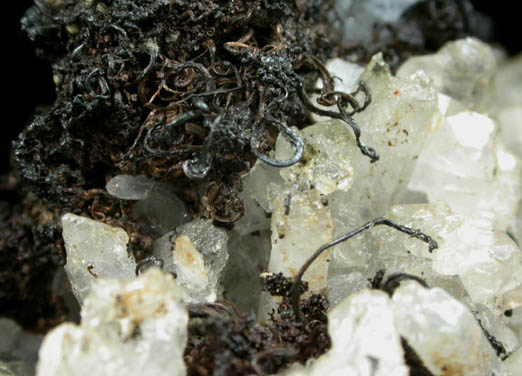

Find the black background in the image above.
[{"left": 2, "top": 0, "right": 520, "bottom": 174}]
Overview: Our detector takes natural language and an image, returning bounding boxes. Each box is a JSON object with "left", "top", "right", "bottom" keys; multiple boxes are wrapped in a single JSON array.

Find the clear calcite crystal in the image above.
[
  {"left": 132, "top": 183, "right": 189, "bottom": 236},
  {"left": 287, "top": 289, "right": 408, "bottom": 376},
  {"left": 322, "top": 54, "right": 439, "bottom": 223},
  {"left": 106, "top": 174, "right": 155, "bottom": 200},
  {"left": 407, "top": 93, "right": 522, "bottom": 230},
  {"left": 153, "top": 219, "right": 228, "bottom": 303},
  {"left": 377, "top": 203, "right": 522, "bottom": 313},
  {"left": 398, "top": 38, "right": 497, "bottom": 112},
  {"left": 268, "top": 189, "right": 333, "bottom": 291},
  {"left": 275, "top": 120, "right": 357, "bottom": 195},
  {"left": 472, "top": 303, "right": 520, "bottom": 355},
  {"left": 392, "top": 282, "right": 500, "bottom": 376},
  {"left": 36, "top": 269, "right": 187, "bottom": 376},
  {"left": 62, "top": 213, "right": 136, "bottom": 304}
]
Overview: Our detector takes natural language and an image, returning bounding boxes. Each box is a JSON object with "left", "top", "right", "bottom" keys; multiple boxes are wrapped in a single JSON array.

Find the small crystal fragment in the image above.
[
  {"left": 36, "top": 269, "right": 187, "bottom": 376},
  {"left": 392, "top": 282, "right": 500, "bottom": 376},
  {"left": 62, "top": 213, "right": 136, "bottom": 304},
  {"left": 153, "top": 219, "right": 228, "bottom": 303},
  {"left": 275, "top": 120, "right": 356, "bottom": 195},
  {"left": 105, "top": 175, "right": 155, "bottom": 200},
  {"left": 398, "top": 38, "right": 497, "bottom": 112},
  {"left": 132, "top": 184, "right": 189, "bottom": 236}
]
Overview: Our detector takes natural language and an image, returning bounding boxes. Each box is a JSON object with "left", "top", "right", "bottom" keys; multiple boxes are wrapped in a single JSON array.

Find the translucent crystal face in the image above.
[{"left": 36, "top": 269, "right": 188, "bottom": 376}]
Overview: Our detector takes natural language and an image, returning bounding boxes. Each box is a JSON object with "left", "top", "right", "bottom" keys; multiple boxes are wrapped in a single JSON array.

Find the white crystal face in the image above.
[
  {"left": 276, "top": 121, "right": 356, "bottom": 195},
  {"left": 407, "top": 95, "right": 521, "bottom": 230},
  {"left": 153, "top": 219, "right": 228, "bottom": 303},
  {"left": 62, "top": 213, "right": 136, "bottom": 304},
  {"left": 36, "top": 269, "right": 187, "bottom": 376},
  {"left": 286, "top": 289, "right": 408, "bottom": 376},
  {"left": 392, "top": 282, "right": 499, "bottom": 375},
  {"left": 398, "top": 37, "right": 497, "bottom": 112}
]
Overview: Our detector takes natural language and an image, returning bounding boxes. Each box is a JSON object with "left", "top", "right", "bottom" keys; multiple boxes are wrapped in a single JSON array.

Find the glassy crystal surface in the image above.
[
  {"left": 36, "top": 269, "right": 187, "bottom": 376},
  {"left": 106, "top": 175, "right": 155, "bottom": 200},
  {"left": 153, "top": 219, "right": 228, "bottom": 303},
  {"left": 338, "top": 0, "right": 420, "bottom": 43},
  {"left": 132, "top": 184, "right": 189, "bottom": 236},
  {"left": 407, "top": 94, "right": 521, "bottom": 230},
  {"left": 287, "top": 289, "right": 408, "bottom": 376},
  {"left": 325, "top": 54, "right": 439, "bottom": 223},
  {"left": 398, "top": 38, "right": 497, "bottom": 112},
  {"left": 276, "top": 120, "right": 356, "bottom": 195},
  {"left": 62, "top": 213, "right": 136, "bottom": 304},
  {"left": 392, "top": 282, "right": 500, "bottom": 376}
]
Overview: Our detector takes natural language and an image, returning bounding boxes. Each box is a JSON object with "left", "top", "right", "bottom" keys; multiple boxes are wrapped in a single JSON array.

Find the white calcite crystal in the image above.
[
  {"left": 392, "top": 282, "right": 500, "bottom": 375},
  {"left": 407, "top": 94, "right": 521, "bottom": 230},
  {"left": 377, "top": 203, "right": 522, "bottom": 313},
  {"left": 287, "top": 289, "right": 408, "bottom": 376},
  {"left": 62, "top": 213, "right": 136, "bottom": 304},
  {"left": 275, "top": 120, "right": 356, "bottom": 195},
  {"left": 323, "top": 53, "right": 439, "bottom": 223},
  {"left": 268, "top": 189, "right": 333, "bottom": 292},
  {"left": 36, "top": 269, "right": 187, "bottom": 376},
  {"left": 398, "top": 37, "right": 497, "bottom": 112},
  {"left": 153, "top": 218, "right": 228, "bottom": 303},
  {"left": 106, "top": 174, "right": 155, "bottom": 200}
]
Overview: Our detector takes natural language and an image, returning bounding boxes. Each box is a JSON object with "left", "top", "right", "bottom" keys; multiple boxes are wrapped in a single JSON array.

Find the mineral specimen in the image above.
[
  {"left": 36, "top": 269, "right": 187, "bottom": 376},
  {"left": 392, "top": 282, "right": 500, "bottom": 375},
  {"left": 398, "top": 38, "right": 497, "bottom": 112},
  {"left": 62, "top": 213, "right": 136, "bottom": 304},
  {"left": 287, "top": 289, "right": 408, "bottom": 376},
  {"left": 105, "top": 175, "right": 155, "bottom": 201},
  {"left": 407, "top": 94, "right": 521, "bottom": 230},
  {"left": 153, "top": 219, "right": 228, "bottom": 303}
]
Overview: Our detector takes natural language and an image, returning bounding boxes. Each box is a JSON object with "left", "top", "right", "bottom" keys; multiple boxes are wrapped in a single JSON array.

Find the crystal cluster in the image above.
[
  {"left": 31, "top": 38, "right": 522, "bottom": 375},
  {"left": 36, "top": 269, "right": 187, "bottom": 376}
]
